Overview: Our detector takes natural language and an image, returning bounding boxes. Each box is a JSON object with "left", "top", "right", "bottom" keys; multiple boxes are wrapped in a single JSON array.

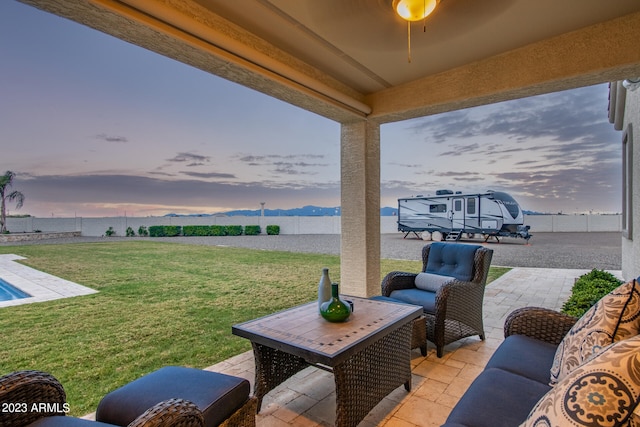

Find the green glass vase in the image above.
[{"left": 320, "top": 283, "right": 351, "bottom": 322}]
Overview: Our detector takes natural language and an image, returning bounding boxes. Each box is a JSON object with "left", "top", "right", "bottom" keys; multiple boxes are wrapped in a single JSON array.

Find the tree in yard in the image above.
[{"left": 0, "top": 171, "right": 25, "bottom": 233}]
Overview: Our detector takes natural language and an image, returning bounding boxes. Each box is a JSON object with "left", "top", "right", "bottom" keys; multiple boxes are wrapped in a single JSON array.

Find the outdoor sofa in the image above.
[{"left": 442, "top": 278, "right": 640, "bottom": 427}]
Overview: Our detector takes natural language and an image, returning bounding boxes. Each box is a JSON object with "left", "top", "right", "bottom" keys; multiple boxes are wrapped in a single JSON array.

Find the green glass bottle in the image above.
[{"left": 320, "top": 283, "right": 351, "bottom": 322}]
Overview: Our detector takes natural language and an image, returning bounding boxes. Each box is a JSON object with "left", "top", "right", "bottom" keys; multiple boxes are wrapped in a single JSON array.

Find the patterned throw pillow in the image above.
[
  {"left": 550, "top": 279, "right": 640, "bottom": 385},
  {"left": 521, "top": 335, "right": 640, "bottom": 427}
]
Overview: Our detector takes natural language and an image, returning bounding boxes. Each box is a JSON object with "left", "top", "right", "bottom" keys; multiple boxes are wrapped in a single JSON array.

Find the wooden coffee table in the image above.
[{"left": 232, "top": 296, "right": 422, "bottom": 427}]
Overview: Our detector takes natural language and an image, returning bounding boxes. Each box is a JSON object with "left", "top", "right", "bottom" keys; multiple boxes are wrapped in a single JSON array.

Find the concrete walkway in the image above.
[
  {"left": 0, "top": 254, "right": 97, "bottom": 308},
  {"left": 207, "top": 267, "right": 619, "bottom": 427}
]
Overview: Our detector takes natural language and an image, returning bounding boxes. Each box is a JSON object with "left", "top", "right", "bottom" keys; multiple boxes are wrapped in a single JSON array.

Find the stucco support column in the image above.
[{"left": 340, "top": 120, "right": 380, "bottom": 297}]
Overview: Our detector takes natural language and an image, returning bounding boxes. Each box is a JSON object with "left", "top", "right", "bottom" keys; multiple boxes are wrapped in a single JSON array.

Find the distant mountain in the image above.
[{"left": 165, "top": 205, "right": 399, "bottom": 217}]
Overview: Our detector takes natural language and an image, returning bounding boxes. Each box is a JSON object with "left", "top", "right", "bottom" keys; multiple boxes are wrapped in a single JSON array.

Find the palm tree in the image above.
[{"left": 0, "top": 171, "right": 25, "bottom": 233}]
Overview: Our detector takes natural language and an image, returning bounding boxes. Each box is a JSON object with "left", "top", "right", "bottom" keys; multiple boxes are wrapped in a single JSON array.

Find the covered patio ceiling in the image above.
[
  {"left": 17, "top": 0, "right": 640, "bottom": 296},
  {"left": 19, "top": 0, "right": 640, "bottom": 123}
]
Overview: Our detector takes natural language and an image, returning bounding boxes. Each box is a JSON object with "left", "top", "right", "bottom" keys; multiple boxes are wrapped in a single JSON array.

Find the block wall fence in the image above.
[{"left": 5, "top": 214, "right": 622, "bottom": 236}]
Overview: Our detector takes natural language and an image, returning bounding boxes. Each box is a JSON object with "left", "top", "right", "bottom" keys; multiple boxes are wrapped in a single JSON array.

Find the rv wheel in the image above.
[
  {"left": 431, "top": 231, "right": 443, "bottom": 241},
  {"left": 421, "top": 232, "right": 432, "bottom": 241}
]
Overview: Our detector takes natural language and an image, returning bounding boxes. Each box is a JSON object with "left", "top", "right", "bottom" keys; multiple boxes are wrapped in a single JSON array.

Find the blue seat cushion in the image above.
[
  {"left": 425, "top": 242, "right": 481, "bottom": 282},
  {"left": 96, "top": 366, "right": 250, "bottom": 427},
  {"left": 485, "top": 335, "right": 558, "bottom": 385},
  {"left": 389, "top": 288, "right": 435, "bottom": 313},
  {"left": 29, "top": 417, "right": 117, "bottom": 427},
  {"left": 444, "top": 368, "right": 551, "bottom": 427}
]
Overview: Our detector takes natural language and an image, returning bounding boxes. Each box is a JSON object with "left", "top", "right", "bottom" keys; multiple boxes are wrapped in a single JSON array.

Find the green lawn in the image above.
[{"left": 0, "top": 241, "right": 509, "bottom": 416}]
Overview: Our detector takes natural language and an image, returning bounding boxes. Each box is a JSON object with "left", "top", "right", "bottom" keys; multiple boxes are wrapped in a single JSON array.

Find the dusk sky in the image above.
[{"left": 1, "top": 1, "right": 624, "bottom": 218}]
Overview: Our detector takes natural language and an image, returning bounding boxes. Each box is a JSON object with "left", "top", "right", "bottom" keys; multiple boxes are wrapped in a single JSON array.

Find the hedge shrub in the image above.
[
  {"left": 266, "top": 225, "right": 280, "bottom": 235},
  {"left": 209, "top": 225, "right": 225, "bottom": 236},
  {"left": 149, "top": 225, "right": 182, "bottom": 237},
  {"left": 561, "top": 269, "right": 623, "bottom": 318},
  {"left": 225, "top": 225, "right": 243, "bottom": 236},
  {"left": 183, "top": 225, "right": 213, "bottom": 236},
  {"left": 244, "top": 225, "right": 261, "bottom": 236},
  {"left": 145, "top": 224, "right": 280, "bottom": 237}
]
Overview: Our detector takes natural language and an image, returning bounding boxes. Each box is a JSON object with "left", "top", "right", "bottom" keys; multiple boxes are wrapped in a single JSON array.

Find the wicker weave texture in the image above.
[
  {"left": 411, "top": 315, "right": 427, "bottom": 356},
  {"left": 252, "top": 343, "right": 309, "bottom": 411},
  {"left": 0, "top": 370, "right": 67, "bottom": 427},
  {"left": 333, "top": 322, "right": 413, "bottom": 427},
  {"left": 218, "top": 396, "right": 257, "bottom": 427},
  {"left": 127, "top": 398, "right": 204, "bottom": 427},
  {"left": 251, "top": 322, "right": 414, "bottom": 427},
  {"left": 504, "top": 306, "right": 577, "bottom": 345}
]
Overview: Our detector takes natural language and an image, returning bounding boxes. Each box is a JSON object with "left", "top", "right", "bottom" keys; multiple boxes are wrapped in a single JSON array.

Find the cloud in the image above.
[
  {"left": 438, "top": 143, "right": 481, "bottom": 157},
  {"left": 180, "top": 171, "right": 237, "bottom": 179},
  {"left": 166, "top": 152, "right": 211, "bottom": 164},
  {"left": 387, "top": 162, "right": 422, "bottom": 168},
  {"left": 235, "top": 153, "right": 330, "bottom": 176},
  {"left": 96, "top": 133, "right": 128, "bottom": 143},
  {"left": 16, "top": 174, "right": 340, "bottom": 216},
  {"left": 237, "top": 154, "right": 325, "bottom": 163},
  {"left": 408, "top": 85, "right": 616, "bottom": 149}
]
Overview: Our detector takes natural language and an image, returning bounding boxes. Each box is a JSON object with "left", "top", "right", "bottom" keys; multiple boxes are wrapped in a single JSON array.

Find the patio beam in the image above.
[
  {"left": 367, "top": 11, "right": 640, "bottom": 124},
  {"left": 19, "top": 0, "right": 369, "bottom": 123}
]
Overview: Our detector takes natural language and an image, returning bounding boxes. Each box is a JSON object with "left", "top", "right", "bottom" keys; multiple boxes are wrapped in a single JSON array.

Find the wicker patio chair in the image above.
[
  {"left": 0, "top": 370, "right": 204, "bottom": 427},
  {"left": 381, "top": 242, "right": 493, "bottom": 357}
]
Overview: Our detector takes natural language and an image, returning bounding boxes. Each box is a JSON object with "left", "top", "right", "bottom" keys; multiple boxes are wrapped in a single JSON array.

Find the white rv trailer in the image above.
[{"left": 397, "top": 190, "right": 531, "bottom": 241}]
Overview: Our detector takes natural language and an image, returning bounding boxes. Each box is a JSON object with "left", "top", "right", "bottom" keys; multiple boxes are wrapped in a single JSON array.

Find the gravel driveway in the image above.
[{"left": 3, "top": 232, "right": 621, "bottom": 270}]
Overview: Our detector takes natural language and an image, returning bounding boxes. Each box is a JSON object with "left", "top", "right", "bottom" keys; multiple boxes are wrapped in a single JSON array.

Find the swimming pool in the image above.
[{"left": 0, "top": 278, "right": 31, "bottom": 301}]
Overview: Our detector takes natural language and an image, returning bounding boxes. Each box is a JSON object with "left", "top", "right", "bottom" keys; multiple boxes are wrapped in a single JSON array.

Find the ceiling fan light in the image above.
[{"left": 393, "top": 0, "right": 438, "bottom": 22}]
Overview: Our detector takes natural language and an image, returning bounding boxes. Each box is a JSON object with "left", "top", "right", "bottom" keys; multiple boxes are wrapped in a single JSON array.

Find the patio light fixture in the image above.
[
  {"left": 393, "top": 0, "right": 440, "bottom": 62},
  {"left": 393, "top": 0, "right": 438, "bottom": 21}
]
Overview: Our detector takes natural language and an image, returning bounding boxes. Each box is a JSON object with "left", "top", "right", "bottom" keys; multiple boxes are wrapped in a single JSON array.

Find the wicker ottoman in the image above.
[
  {"left": 370, "top": 296, "right": 427, "bottom": 356},
  {"left": 96, "top": 366, "right": 257, "bottom": 427}
]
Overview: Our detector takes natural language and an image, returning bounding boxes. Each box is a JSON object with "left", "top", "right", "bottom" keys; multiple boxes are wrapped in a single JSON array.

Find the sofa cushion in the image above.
[
  {"left": 389, "top": 288, "right": 435, "bottom": 313},
  {"left": 414, "top": 272, "right": 455, "bottom": 292},
  {"left": 425, "top": 242, "right": 480, "bottom": 282},
  {"left": 96, "top": 366, "right": 250, "bottom": 427},
  {"left": 444, "top": 368, "right": 551, "bottom": 427},
  {"left": 29, "top": 417, "right": 117, "bottom": 427},
  {"left": 485, "top": 335, "right": 558, "bottom": 385},
  {"left": 550, "top": 278, "right": 640, "bottom": 385},
  {"left": 522, "top": 334, "right": 640, "bottom": 427}
]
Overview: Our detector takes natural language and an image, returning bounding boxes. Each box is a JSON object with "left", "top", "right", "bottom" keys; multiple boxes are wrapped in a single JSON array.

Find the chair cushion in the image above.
[
  {"left": 28, "top": 416, "right": 117, "bottom": 427},
  {"left": 444, "top": 368, "right": 551, "bottom": 427},
  {"left": 414, "top": 272, "right": 455, "bottom": 292},
  {"left": 522, "top": 334, "right": 640, "bottom": 427},
  {"left": 389, "top": 288, "right": 435, "bottom": 313},
  {"left": 425, "top": 242, "right": 480, "bottom": 282},
  {"left": 96, "top": 366, "right": 250, "bottom": 427},
  {"left": 549, "top": 278, "right": 640, "bottom": 385},
  {"left": 484, "top": 335, "right": 558, "bottom": 385}
]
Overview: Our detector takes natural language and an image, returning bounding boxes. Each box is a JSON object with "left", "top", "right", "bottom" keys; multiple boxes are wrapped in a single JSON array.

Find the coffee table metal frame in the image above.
[{"left": 232, "top": 296, "right": 422, "bottom": 427}]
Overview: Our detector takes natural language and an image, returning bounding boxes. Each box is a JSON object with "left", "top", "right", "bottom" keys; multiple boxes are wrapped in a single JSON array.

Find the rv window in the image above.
[
  {"left": 467, "top": 198, "right": 476, "bottom": 214},
  {"left": 430, "top": 204, "right": 447, "bottom": 213},
  {"left": 454, "top": 200, "right": 462, "bottom": 211}
]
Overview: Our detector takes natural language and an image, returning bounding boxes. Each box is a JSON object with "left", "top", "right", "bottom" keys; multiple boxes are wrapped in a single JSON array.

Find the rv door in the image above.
[{"left": 451, "top": 197, "right": 465, "bottom": 230}]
